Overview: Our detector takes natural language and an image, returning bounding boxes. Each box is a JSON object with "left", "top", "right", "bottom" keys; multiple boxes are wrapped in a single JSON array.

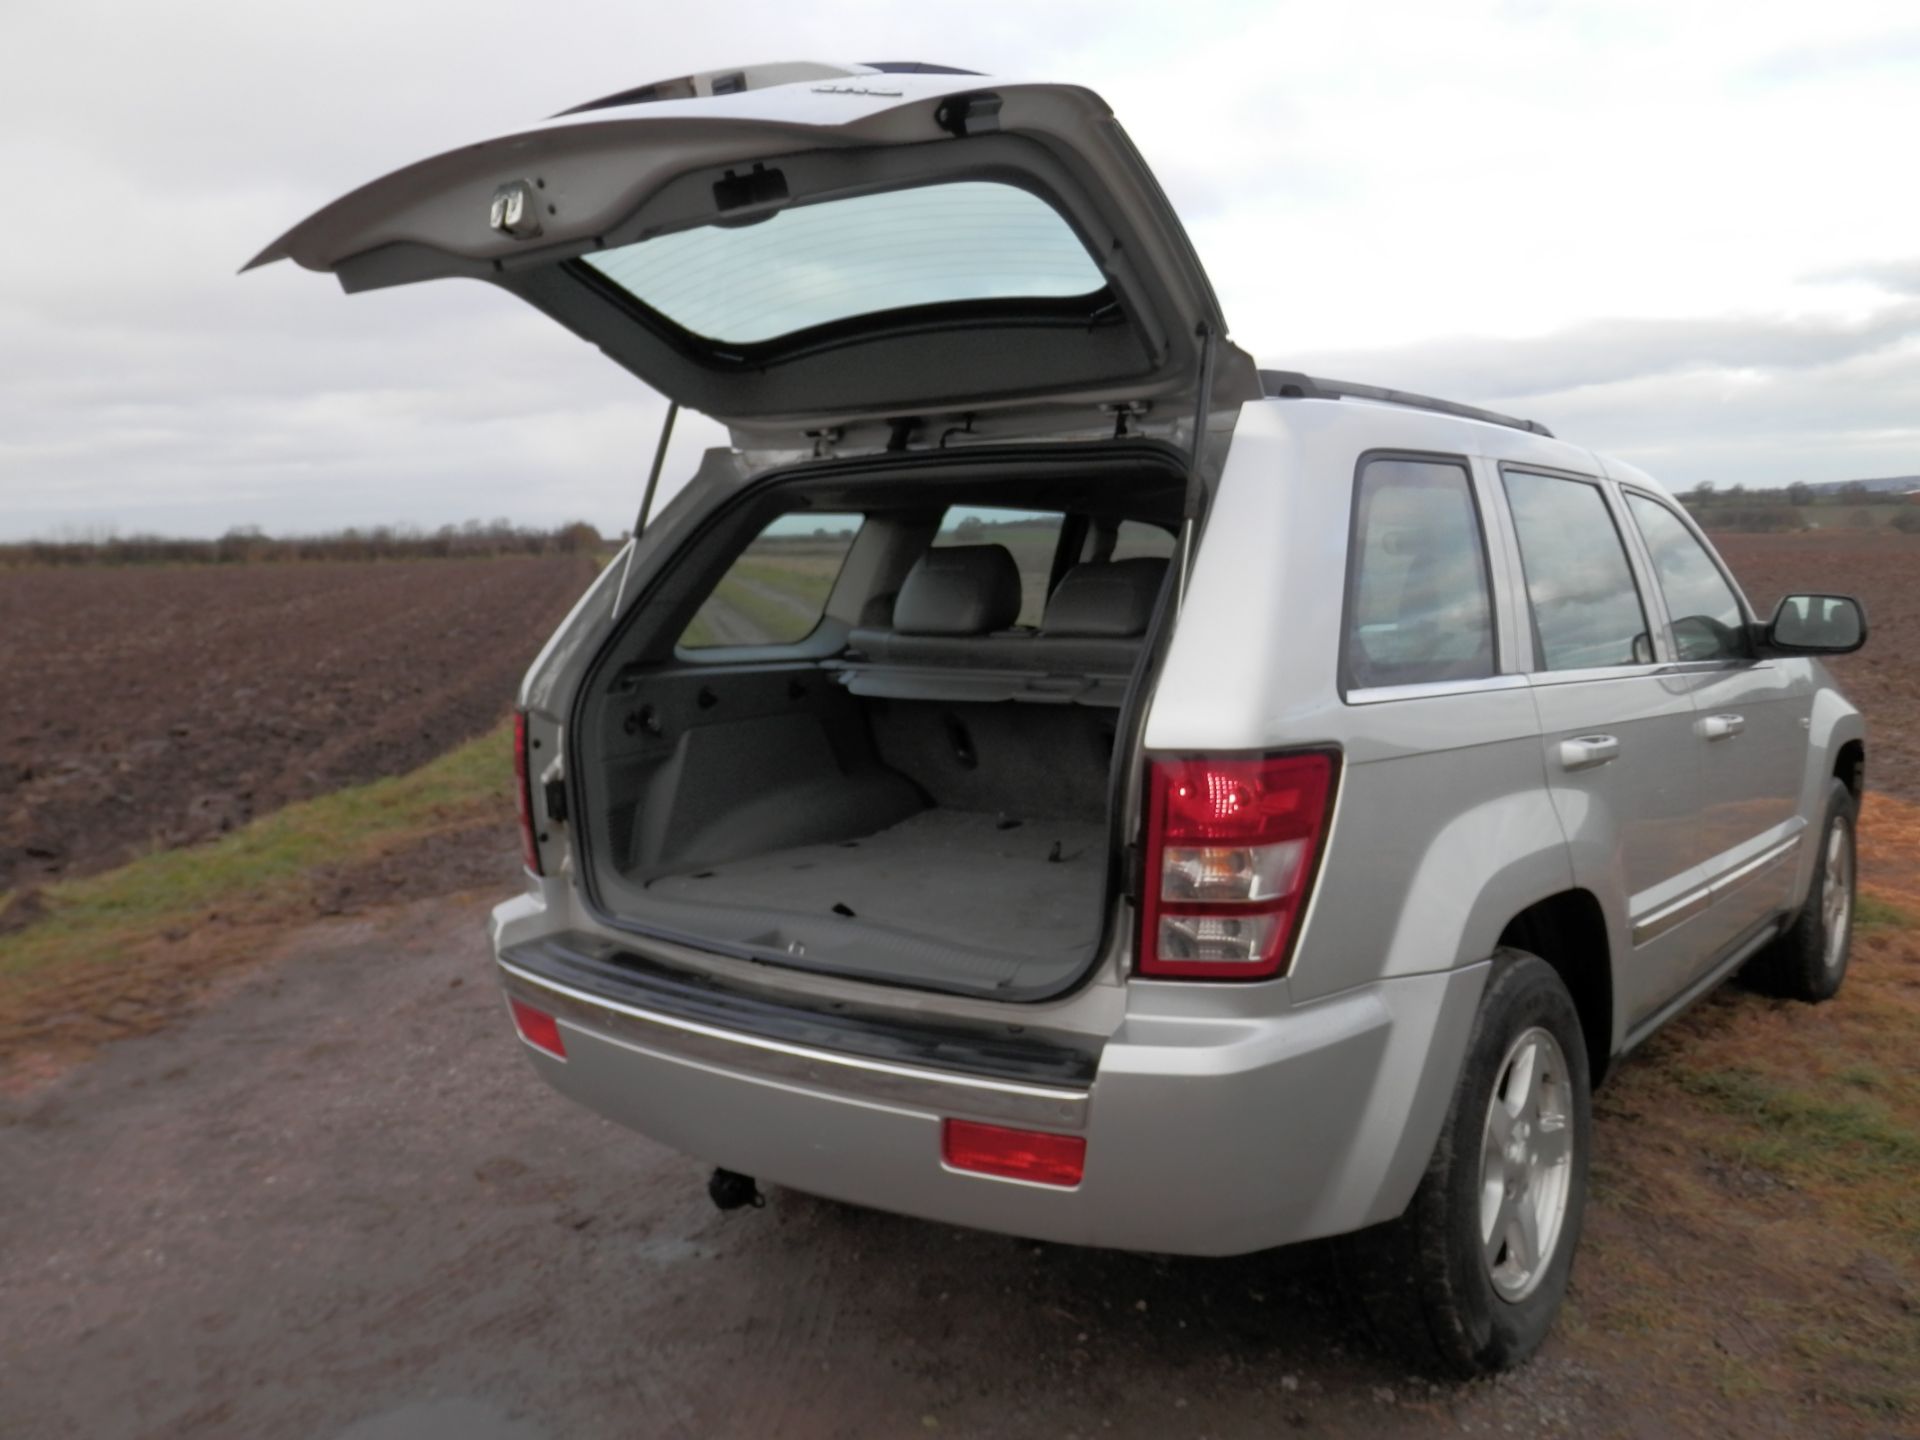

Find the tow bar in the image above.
[{"left": 707, "top": 1167, "right": 764, "bottom": 1212}]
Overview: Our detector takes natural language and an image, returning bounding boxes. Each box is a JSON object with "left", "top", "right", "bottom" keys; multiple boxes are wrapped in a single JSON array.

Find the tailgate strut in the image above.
[
  {"left": 612, "top": 401, "right": 680, "bottom": 617},
  {"left": 1175, "top": 322, "right": 1217, "bottom": 609}
]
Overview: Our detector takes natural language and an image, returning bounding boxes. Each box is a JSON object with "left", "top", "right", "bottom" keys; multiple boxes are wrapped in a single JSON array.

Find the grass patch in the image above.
[
  {"left": 683, "top": 562, "right": 830, "bottom": 648},
  {"left": 0, "top": 722, "right": 511, "bottom": 997},
  {"left": 1671, "top": 1061, "right": 1920, "bottom": 1268},
  {"left": 1855, "top": 893, "right": 1914, "bottom": 931},
  {"left": 1673, "top": 1065, "right": 1920, "bottom": 1172}
]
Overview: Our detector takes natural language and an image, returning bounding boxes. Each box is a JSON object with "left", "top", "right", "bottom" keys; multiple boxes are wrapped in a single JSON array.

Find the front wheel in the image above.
[
  {"left": 1340, "top": 950, "right": 1592, "bottom": 1378},
  {"left": 1741, "top": 778, "right": 1857, "bottom": 1003}
]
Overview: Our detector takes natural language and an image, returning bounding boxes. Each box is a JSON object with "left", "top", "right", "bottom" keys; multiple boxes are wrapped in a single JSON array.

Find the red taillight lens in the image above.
[
  {"left": 1139, "top": 751, "right": 1336, "bottom": 980},
  {"left": 509, "top": 998, "right": 566, "bottom": 1058},
  {"left": 513, "top": 710, "right": 542, "bottom": 876},
  {"left": 941, "top": 1119, "right": 1086, "bottom": 1187}
]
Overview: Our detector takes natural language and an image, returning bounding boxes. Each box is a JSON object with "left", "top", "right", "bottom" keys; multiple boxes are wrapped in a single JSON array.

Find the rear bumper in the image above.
[{"left": 493, "top": 922, "right": 1486, "bottom": 1256}]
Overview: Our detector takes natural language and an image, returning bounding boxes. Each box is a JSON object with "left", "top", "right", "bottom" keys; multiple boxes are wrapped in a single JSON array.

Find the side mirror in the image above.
[{"left": 1762, "top": 593, "right": 1867, "bottom": 656}]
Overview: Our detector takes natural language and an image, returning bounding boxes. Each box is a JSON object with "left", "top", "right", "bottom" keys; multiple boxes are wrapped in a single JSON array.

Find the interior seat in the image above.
[
  {"left": 838, "top": 549, "right": 1166, "bottom": 705},
  {"left": 1029, "top": 557, "right": 1167, "bottom": 674},
  {"left": 847, "top": 544, "right": 1031, "bottom": 668}
]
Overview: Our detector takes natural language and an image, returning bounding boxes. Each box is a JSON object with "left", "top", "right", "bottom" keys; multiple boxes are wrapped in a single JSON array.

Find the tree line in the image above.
[
  {"left": 0, "top": 520, "right": 610, "bottom": 567},
  {"left": 1683, "top": 481, "right": 1920, "bottom": 534}
]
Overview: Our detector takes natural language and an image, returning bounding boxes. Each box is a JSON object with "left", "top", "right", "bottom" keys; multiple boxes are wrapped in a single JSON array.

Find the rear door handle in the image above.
[
  {"left": 1558, "top": 734, "right": 1620, "bottom": 771},
  {"left": 1699, "top": 713, "right": 1746, "bottom": 740}
]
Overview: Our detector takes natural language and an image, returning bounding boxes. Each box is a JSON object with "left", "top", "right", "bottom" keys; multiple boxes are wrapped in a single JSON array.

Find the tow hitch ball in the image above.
[{"left": 708, "top": 1167, "right": 764, "bottom": 1212}]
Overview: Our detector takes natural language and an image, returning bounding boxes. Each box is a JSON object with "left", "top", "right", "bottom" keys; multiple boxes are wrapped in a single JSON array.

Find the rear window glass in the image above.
[
  {"left": 681, "top": 514, "right": 861, "bottom": 650},
  {"left": 582, "top": 182, "right": 1105, "bottom": 344},
  {"left": 934, "top": 507, "right": 1064, "bottom": 628}
]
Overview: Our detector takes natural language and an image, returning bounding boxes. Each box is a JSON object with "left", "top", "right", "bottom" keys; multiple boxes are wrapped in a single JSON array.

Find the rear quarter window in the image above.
[
  {"left": 1343, "top": 456, "right": 1497, "bottom": 691},
  {"left": 681, "top": 514, "right": 862, "bottom": 650}
]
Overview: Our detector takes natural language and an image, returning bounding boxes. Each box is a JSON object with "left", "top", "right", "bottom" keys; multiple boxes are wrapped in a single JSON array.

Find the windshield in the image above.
[{"left": 581, "top": 181, "right": 1105, "bottom": 343}]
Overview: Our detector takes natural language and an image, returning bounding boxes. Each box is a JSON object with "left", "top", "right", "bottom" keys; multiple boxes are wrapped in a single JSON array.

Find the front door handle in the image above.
[
  {"left": 1558, "top": 734, "right": 1620, "bottom": 771},
  {"left": 1699, "top": 713, "right": 1746, "bottom": 740}
]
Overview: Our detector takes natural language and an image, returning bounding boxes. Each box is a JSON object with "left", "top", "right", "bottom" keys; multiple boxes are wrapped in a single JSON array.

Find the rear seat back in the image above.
[
  {"left": 848, "top": 544, "right": 1027, "bottom": 667},
  {"left": 1032, "top": 557, "right": 1167, "bottom": 673},
  {"left": 841, "top": 549, "right": 1168, "bottom": 704}
]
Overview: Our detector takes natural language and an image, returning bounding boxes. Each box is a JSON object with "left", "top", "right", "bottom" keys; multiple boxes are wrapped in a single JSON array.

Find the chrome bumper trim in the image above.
[{"left": 498, "top": 959, "right": 1092, "bottom": 1130}]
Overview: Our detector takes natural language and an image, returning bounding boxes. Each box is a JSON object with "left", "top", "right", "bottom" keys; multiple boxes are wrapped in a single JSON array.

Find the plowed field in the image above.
[{"left": 0, "top": 556, "right": 596, "bottom": 908}]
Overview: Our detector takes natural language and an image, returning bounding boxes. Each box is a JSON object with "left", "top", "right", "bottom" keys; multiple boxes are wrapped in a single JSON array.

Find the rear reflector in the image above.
[
  {"left": 941, "top": 1119, "right": 1085, "bottom": 1187},
  {"left": 1139, "top": 751, "right": 1337, "bottom": 979},
  {"left": 509, "top": 998, "right": 566, "bottom": 1059}
]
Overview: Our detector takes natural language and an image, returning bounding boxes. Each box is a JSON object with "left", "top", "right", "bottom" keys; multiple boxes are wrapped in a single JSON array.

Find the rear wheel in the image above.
[
  {"left": 1741, "top": 778, "right": 1856, "bottom": 1003},
  {"left": 1340, "top": 950, "right": 1591, "bottom": 1377}
]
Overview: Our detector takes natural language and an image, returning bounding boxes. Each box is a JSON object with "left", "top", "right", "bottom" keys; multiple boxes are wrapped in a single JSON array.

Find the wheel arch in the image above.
[
  {"left": 1834, "top": 737, "right": 1865, "bottom": 799},
  {"left": 1496, "top": 889, "right": 1614, "bottom": 1085}
]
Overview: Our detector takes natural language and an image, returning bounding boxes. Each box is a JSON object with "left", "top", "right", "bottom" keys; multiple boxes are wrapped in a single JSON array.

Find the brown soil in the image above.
[{"left": 0, "top": 556, "right": 596, "bottom": 906}]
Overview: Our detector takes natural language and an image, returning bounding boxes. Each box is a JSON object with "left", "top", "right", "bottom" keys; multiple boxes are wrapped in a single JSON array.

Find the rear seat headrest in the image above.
[
  {"left": 1040, "top": 557, "right": 1168, "bottom": 638},
  {"left": 892, "top": 544, "right": 1023, "bottom": 636}
]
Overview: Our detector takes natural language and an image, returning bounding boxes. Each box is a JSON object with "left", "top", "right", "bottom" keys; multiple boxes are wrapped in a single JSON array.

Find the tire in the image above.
[
  {"left": 1339, "top": 950, "right": 1592, "bottom": 1378},
  {"left": 1740, "top": 778, "right": 1857, "bottom": 1004}
]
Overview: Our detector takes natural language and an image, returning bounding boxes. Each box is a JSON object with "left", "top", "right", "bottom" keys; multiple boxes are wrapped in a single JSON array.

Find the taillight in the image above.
[
  {"left": 941, "top": 1119, "right": 1085, "bottom": 1187},
  {"left": 509, "top": 998, "right": 566, "bottom": 1059},
  {"left": 513, "top": 710, "right": 543, "bottom": 876},
  {"left": 1138, "top": 751, "right": 1337, "bottom": 979}
]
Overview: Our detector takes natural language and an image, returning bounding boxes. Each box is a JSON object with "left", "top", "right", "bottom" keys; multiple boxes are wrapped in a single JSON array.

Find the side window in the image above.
[
  {"left": 1502, "top": 471, "right": 1651, "bottom": 671},
  {"left": 680, "top": 513, "right": 862, "bottom": 650},
  {"left": 1624, "top": 493, "right": 1749, "bottom": 661},
  {"left": 933, "top": 507, "right": 1065, "bottom": 628},
  {"left": 1344, "top": 457, "right": 1496, "bottom": 690},
  {"left": 1107, "top": 520, "right": 1177, "bottom": 562}
]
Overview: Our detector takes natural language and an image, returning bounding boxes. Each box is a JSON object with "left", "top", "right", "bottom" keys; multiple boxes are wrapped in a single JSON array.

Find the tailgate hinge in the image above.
[{"left": 1102, "top": 400, "right": 1150, "bottom": 439}]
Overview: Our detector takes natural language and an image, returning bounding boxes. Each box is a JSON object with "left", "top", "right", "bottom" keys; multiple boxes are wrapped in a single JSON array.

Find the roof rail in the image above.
[{"left": 1259, "top": 370, "right": 1553, "bottom": 438}]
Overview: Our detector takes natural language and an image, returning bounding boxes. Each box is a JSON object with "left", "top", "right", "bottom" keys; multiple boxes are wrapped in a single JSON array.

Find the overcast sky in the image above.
[{"left": 3, "top": 0, "right": 1918, "bottom": 540}]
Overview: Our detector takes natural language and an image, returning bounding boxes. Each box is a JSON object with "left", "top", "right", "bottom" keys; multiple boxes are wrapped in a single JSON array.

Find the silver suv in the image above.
[{"left": 256, "top": 63, "right": 1870, "bottom": 1375}]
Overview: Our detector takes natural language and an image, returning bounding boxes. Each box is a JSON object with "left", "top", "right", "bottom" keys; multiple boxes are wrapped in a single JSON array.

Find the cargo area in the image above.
[{"left": 568, "top": 449, "right": 1190, "bottom": 999}]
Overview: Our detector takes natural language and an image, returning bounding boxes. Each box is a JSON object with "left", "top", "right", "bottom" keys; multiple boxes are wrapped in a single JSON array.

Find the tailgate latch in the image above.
[{"left": 488, "top": 180, "right": 543, "bottom": 239}]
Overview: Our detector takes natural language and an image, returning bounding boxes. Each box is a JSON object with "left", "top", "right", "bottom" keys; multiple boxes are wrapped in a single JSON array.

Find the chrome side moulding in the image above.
[
  {"left": 1630, "top": 830, "right": 1803, "bottom": 947},
  {"left": 1709, "top": 830, "right": 1804, "bottom": 902},
  {"left": 1631, "top": 887, "right": 1714, "bottom": 946}
]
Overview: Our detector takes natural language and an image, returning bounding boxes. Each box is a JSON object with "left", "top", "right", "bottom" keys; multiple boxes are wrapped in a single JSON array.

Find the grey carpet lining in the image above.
[{"left": 639, "top": 809, "right": 1107, "bottom": 992}]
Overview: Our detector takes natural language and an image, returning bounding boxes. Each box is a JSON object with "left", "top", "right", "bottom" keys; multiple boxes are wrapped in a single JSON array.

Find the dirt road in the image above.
[
  {"left": 0, "top": 887, "right": 1591, "bottom": 1439},
  {"left": 7, "top": 816, "right": 1916, "bottom": 1438}
]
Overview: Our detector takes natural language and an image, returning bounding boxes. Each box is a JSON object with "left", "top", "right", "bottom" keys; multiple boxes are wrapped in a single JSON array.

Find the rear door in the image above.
[
  {"left": 247, "top": 66, "right": 1259, "bottom": 451},
  {"left": 1615, "top": 487, "right": 1810, "bottom": 955},
  {"left": 1490, "top": 463, "right": 1710, "bottom": 1029}
]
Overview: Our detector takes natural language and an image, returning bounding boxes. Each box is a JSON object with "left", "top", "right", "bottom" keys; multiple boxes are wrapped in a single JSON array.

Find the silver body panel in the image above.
[{"left": 489, "top": 397, "right": 1863, "bottom": 1256}]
